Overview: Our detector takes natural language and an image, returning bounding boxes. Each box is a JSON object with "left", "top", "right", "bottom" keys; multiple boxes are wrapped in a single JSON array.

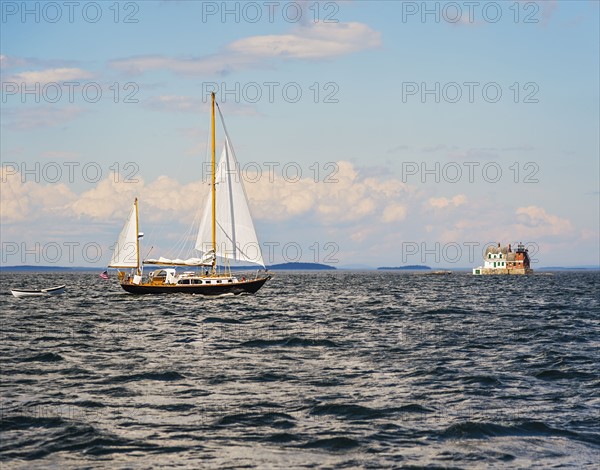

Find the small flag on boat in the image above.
[{"left": 100, "top": 270, "right": 109, "bottom": 280}]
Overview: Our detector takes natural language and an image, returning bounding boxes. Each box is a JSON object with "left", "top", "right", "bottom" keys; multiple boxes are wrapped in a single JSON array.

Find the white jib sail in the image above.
[
  {"left": 108, "top": 201, "right": 139, "bottom": 268},
  {"left": 196, "top": 138, "right": 265, "bottom": 267}
]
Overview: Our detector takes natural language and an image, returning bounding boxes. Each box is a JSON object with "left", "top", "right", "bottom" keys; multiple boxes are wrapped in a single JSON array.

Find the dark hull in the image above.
[{"left": 119, "top": 276, "right": 270, "bottom": 295}]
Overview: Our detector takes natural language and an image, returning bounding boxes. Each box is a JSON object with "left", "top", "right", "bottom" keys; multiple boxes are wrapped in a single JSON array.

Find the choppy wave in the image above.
[
  {"left": 1, "top": 271, "right": 599, "bottom": 468},
  {"left": 241, "top": 336, "right": 338, "bottom": 348},
  {"left": 440, "top": 420, "right": 600, "bottom": 446}
]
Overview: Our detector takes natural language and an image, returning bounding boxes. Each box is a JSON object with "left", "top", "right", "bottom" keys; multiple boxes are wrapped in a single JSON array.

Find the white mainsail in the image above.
[
  {"left": 195, "top": 137, "right": 265, "bottom": 267},
  {"left": 108, "top": 200, "right": 139, "bottom": 268}
]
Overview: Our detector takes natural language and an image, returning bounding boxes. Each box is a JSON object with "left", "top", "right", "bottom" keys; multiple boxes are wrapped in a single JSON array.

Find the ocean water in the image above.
[{"left": 1, "top": 271, "right": 598, "bottom": 468}]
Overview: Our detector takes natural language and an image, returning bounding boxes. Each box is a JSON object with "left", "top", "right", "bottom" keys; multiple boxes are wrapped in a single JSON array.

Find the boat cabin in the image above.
[
  {"left": 148, "top": 269, "right": 178, "bottom": 285},
  {"left": 147, "top": 268, "right": 239, "bottom": 285}
]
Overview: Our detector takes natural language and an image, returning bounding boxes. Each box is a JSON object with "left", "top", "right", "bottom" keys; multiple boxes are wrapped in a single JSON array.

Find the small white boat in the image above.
[{"left": 10, "top": 285, "right": 66, "bottom": 298}]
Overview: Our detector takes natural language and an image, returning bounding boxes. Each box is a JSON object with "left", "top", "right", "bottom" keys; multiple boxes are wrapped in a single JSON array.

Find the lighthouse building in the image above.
[{"left": 473, "top": 243, "right": 533, "bottom": 275}]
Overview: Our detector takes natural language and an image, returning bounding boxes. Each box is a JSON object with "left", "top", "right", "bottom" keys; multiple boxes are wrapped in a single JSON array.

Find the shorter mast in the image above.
[{"left": 108, "top": 198, "right": 141, "bottom": 271}]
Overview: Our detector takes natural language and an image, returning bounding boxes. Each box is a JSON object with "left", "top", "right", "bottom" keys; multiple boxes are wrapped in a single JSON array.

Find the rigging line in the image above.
[
  {"left": 174, "top": 204, "right": 203, "bottom": 260},
  {"left": 216, "top": 104, "right": 253, "bottom": 205},
  {"left": 169, "top": 107, "right": 214, "bottom": 260},
  {"left": 139, "top": 196, "right": 171, "bottom": 253},
  {"left": 166, "top": 210, "right": 195, "bottom": 259},
  {"left": 215, "top": 101, "right": 263, "bottom": 245},
  {"left": 144, "top": 102, "right": 213, "bottom": 259},
  {"left": 162, "top": 113, "right": 212, "bottom": 261},
  {"left": 214, "top": 219, "right": 259, "bottom": 264}
]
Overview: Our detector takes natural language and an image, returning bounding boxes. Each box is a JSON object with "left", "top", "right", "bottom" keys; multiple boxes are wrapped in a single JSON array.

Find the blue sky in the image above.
[{"left": 1, "top": 0, "right": 599, "bottom": 268}]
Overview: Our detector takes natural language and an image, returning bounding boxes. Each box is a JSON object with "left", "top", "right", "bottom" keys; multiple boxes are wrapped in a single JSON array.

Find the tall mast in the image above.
[
  {"left": 134, "top": 197, "right": 140, "bottom": 276},
  {"left": 211, "top": 92, "right": 217, "bottom": 273}
]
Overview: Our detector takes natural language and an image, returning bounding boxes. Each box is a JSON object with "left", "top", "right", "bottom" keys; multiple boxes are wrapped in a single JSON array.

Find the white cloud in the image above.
[
  {"left": 206, "top": 160, "right": 409, "bottom": 226},
  {"left": 0, "top": 167, "right": 77, "bottom": 223},
  {"left": 40, "top": 151, "right": 81, "bottom": 159},
  {"left": 0, "top": 55, "right": 75, "bottom": 71},
  {"left": 2, "top": 106, "right": 86, "bottom": 130},
  {"left": 69, "top": 176, "right": 208, "bottom": 223},
  {"left": 7, "top": 67, "right": 94, "bottom": 84},
  {"left": 0, "top": 55, "right": 28, "bottom": 70},
  {"left": 111, "top": 21, "right": 381, "bottom": 77},
  {"left": 110, "top": 54, "right": 248, "bottom": 76},
  {"left": 429, "top": 194, "right": 467, "bottom": 209},
  {"left": 2, "top": 160, "right": 410, "bottom": 228},
  {"left": 350, "top": 226, "right": 378, "bottom": 243},
  {"left": 515, "top": 205, "right": 574, "bottom": 236},
  {"left": 431, "top": 204, "right": 576, "bottom": 252},
  {"left": 228, "top": 22, "right": 381, "bottom": 59},
  {"left": 2, "top": 168, "right": 591, "bottom": 267},
  {"left": 70, "top": 178, "right": 142, "bottom": 220},
  {"left": 381, "top": 203, "right": 407, "bottom": 223}
]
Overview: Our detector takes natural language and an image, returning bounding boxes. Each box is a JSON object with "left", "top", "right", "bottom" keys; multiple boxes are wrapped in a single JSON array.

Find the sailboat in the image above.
[{"left": 108, "top": 93, "right": 271, "bottom": 295}]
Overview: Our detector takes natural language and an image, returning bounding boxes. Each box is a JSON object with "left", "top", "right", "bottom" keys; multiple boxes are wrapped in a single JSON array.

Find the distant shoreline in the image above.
[
  {"left": 0, "top": 262, "right": 337, "bottom": 272},
  {"left": 378, "top": 265, "right": 431, "bottom": 271},
  {"left": 1, "top": 265, "right": 598, "bottom": 273}
]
